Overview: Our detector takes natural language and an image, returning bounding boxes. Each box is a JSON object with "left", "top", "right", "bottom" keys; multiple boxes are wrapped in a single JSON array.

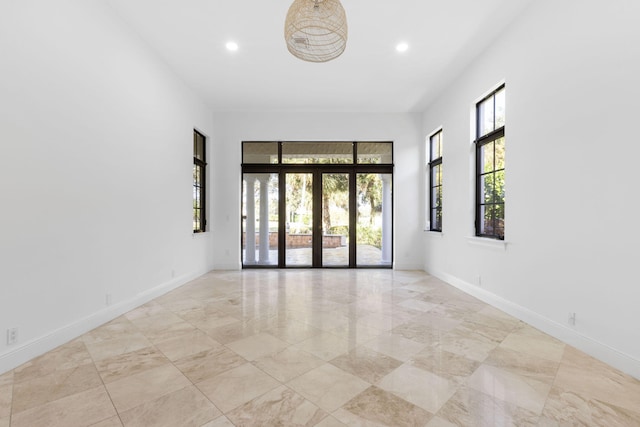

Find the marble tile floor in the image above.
[{"left": 2, "top": 269, "right": 640, "bottom": 426}]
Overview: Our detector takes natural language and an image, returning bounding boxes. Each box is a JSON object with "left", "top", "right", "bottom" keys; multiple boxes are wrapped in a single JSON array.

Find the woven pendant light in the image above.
[{"left": 284, "top": 0, "right": 348, "bottom": 63}]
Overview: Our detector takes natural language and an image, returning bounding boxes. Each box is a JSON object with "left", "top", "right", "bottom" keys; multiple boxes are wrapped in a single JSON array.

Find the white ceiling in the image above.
[{"left": 106, "top": 0, "right": 532, "bottom": 113}]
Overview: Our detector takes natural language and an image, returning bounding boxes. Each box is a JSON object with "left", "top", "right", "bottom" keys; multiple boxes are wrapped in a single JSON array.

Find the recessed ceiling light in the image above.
[
  {"left": 396, "top": 42, "right": 409, "bottom": 53},
  {"left": 226, "top": 41, "right": 239, "bottom": 52}
]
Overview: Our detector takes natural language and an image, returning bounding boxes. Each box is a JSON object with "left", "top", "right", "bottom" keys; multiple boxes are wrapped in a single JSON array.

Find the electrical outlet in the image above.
[
  {"left": 7, "top": 328, "right": 18, "bottom": 345},
  {"left": 568, "top": 312, "right": 576, "bottom": 326},
  {"left": 106, "top": 293, "right": 112, "bottom": 306},
  {"left": 477, "top": 275, "right": 482, "bottom": 286}
]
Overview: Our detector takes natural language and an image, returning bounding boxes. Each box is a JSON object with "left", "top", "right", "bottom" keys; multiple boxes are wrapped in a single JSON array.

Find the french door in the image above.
[
  {"left": 284, "top": 171, "right": 351, "bottom": 267},
  {"left": 242, "top": 142, "right": 393, "bottom": 268}
]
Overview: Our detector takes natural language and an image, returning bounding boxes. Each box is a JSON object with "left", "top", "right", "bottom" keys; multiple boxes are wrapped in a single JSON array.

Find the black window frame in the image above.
[
  {"left": 193, "top": 130, "right": 207, "bottom": 233},
  {"left": 428, "top": 129, "right": 443, "bottom": 232},
  {"left": 475, "top": 84, "right": 505, "bottom": 240}
]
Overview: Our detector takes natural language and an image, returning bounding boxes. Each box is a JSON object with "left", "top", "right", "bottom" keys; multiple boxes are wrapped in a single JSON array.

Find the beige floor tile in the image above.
[
  {"left": 294, "top": 331, "right": 354, "bottom": 361},
  {"left": 119, "top": 385, "right": 220, "bottom": 427},
  {"left": 313, "top": 415, "right": 348, "bottom": 426},
  {"left": 398, "top": 299, "right": 437, "bottom": 313},
  {"left": 330, "top": 346, "right": 403, "bottom": 384},
  {"left": 196, "top": 363, "right": 280, "bottom": 413},
  {"left": 83, "top": 317, "right": 140, "bottom": 345},
  {"left": 13, "top": 338, "right": 92, "bottom": 382},
  {"left": 483, "top": 346, "right": 559, "bottom": 385},
  {"left": 437, "top": 328, "right": 498, "bottom": 362},
  {"left": 363, "top": 332, "right": 427, "bottom": 362},
  {"left": 225, "top": 332, "right": 290, "bottom": 361},
  {"left": 0, "top": 371, "right": 12, "bottom": 388},
  {"left": 425, "top": 416, "right": 458, "bottom": 427},
  {"left": 200, "top": 416, "right": 235, "bottom": 427},
  {"left": 84, "top": 332, "right": 153, "bottom": 362},
  {"left": 132, "top": 313, "right": 197, "bottom": 343},
  {"left": 91, "top": 416, "right": 124, "bottom": 426},
  {"left": 499, "top": 325, "right": 566, "bottom": 362},
  {"left": 409, "top": 346, "right": 480, "bottom": 384},
  {"left": 411, "top": 312, "right": 462, "bottom": 332},
  {"left": 552, "top": 346, "right": 640, "bottom": 415},
  {"left": 180, "top": 309, "right": 239, "bottom": 333},
  {"left": 12, "top": 362, "right": 103, "bottom": 413},
  {"left": 105, "top": 364, "right": 191, "bottom": 413},
  {"left": 124, "top": 301, "right": 168, "bottom": 321},
  {"left": 328, "top": 322, "right": 383, "bottom": 344},
  {"left": 154, "top": 329, "right": 221, "bottom": 361},
  {"left": 205, "top": 320, "right": 262, "bottom": 345},
  {"left": 226, "top": 385, "right": 327, "bottom": 426},
  {"left": 0, "top": 383, "right": 11, "bottom": 419},
  {"left": 466, "top": 364, "right": 551, "bottom": 414},
  {"left": 11, "top": 385, "right": 116, "bottom": 427},
  {"left": 378, "top": 363, "right": 457, "bottom": 414},
  {"left": 95, "top": 346, "right": 169, "bottom": 384},
  {"left": 539, "top": 385, "right": 640, "bottom": 426},
  {"left": 253, "top": 347, "right": 325, "bottom": 383},
  {"left": 437, "top": 385, "right": 539, "bottom": 427},
  {"left": 0, "top": 417, "right": 9, "bottom": 427},
  {"left": 174, "top": 346, "right": 246, "bottom": 383},
  {"left": 339, "top": 386, "right": 433, "bottom": 426},
  {"left": 286, "top": 363, "right": 370, "bottom": 412},
  {"left": 265, "top": 319, "right": 323, "bottom": 344},
  {"left": 359, "top": 312, "right": 407, "bottom": 332},
  {"left": 391, "top": 321, "right": 447, "bottom": 346}
]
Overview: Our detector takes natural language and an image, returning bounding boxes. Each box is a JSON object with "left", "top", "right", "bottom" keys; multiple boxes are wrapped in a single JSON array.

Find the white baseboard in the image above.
[
  {"left": 428, "top": 268, "right": 640, "bottom": 380},
  {"left": 0, "top": 268, "right": 211, "bottom": 375}
]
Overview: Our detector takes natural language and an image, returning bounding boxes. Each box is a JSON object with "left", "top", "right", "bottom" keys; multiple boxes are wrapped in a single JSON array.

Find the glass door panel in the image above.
[
  {"left": 356, "top": 173, "right": 392, "bottom": 267},
  {"left": 242, "top": 173, "right": 278, "bottom": 266},
  {"left": 322, "top": 173, "right": 349, "bottom": 267},
  {"left": 286, "top": 173, "right": 313, "bottom": 267}
]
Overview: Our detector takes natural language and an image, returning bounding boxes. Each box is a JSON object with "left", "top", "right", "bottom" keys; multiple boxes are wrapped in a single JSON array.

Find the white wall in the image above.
[
  {"left": 422, "top": 0, "right": 640, "bottom": 378},
  {"left": 211, "top": 112, "right": 424, "bottom": 270},
  {"left": 0, "top": 0, "right": 214, "bottom": 373}
]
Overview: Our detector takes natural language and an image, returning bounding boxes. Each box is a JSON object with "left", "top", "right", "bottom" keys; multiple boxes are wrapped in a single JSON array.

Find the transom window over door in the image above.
[
  {"left": 475, "top": 84, "right": 505, "bottom": 239},
  {"left": 241, "top": 141, "right": 393, "bottom": 268}
]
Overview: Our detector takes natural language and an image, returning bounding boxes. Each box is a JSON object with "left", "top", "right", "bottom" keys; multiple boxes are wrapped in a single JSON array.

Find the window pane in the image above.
[
  {"left": 431, "top": 165, "right": 442, "bottom": 187},
  {"left": 283, "top": 142, "right": 353, "bottom": 164},
  {"left": 495, "top": 87, "right": 505, "bottom": 128},
  {"left": 194, "top": 132, "right": 205, "bottom": 161},
  {"left": 286, "top": 173, "right": 313, "bottom": 266},
  {"left": 357, "top": 173, "right": 392, "bottom": 266},
  {"left": 430, "top": 133, "right": 442, "bottom": 160},
  {"left": 357, "top": 142, "right": 392, "bottom": 164},
  {"left": 480, "top": 142, "right": 495, "bottom": 173},
  {"left": 495, "top": 137, "right": 505, "bottom": 170},
  {"left": 480, "top": 173, "right": 494, "bottom": 204},
  {"left": 322, "top": 173, "right": 349, "bottom": 267},
  {"left": 243, "top": 142, "right": 279, "bottom": 164},
  {"left": 495, "top": 204, "right": 505, "bottom": 239},
  {"left": 243, "top": 173, "right": 279, "bottom": 266},
  {"left": 494, "top": 170, "right": 505, "bottom": 203},
  {"left": 478, "top": 96, "right": 495, "bottom": 136}
]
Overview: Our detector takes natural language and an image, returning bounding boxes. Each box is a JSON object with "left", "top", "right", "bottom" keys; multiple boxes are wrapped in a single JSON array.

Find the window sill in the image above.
[
  {"left": 424, "top": 230, "right": 444, "bottom": 237},
  {"left": 466, "top": 236, "right": 507, "bottom": 250}
]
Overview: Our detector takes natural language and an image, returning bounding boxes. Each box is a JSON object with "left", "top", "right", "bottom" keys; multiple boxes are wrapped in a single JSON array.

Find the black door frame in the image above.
[{"left": 242, "top": 142, "right": 393, "bottom": 269}]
